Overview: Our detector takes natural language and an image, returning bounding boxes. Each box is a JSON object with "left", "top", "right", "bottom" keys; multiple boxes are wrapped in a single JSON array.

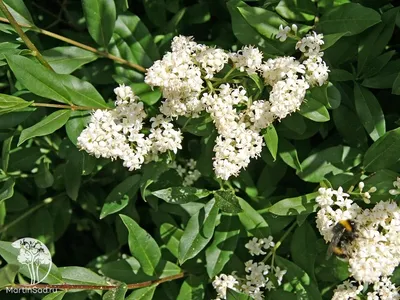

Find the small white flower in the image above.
[
  {"left": 276, "top": 24, "right": 291, "bottom": 42},
  {"left": 212, "top": 274, "right": 239, "bottom": 299}
]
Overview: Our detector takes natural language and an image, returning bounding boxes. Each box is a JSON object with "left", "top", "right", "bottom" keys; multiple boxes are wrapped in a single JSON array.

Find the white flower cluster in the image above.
[
  {"left": 146, "top": 32, "right": 328, "bottom": 180},
  {"left": 77, "top": 85, "right": 182, "bottom": 170},
  {"left": 213, "top": 237, "right": 286, "bottom": 300},
  {"left": 332, "top": 278, "right": 399, "bottom": 300},
  {"left": 171, "top": 159, "right": 201, "bottom": 186},
  {"left": 316, "top": 184, "right": 400, "bottom": 293}
]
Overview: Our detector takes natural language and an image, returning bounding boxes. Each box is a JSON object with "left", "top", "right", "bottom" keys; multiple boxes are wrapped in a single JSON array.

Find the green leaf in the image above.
[
  {"left": 393, "top": 73, "right": 400, "bottom": 95},
  {"left": 0, "top": 0, "right": 34, "bottom": 26},
  {"left": 275, "top": 256, "right": 322, "bottom": 300},
  {"left": 0, "top": 264, "right": 19, "bottom": 288},
  {"left": 333, "top": 105, "right": 368, "bottom": 149},
  {"left": 354, "top": 84, "right": 385, "bottom": 141},
  {"left": 60, "top": 266, "right": 107, "bottom": 285},
  {"left": 357, "top": 7, "right": 399, "bottom": 74},
  {"left": 363, "top": 127, "right": 400, "bottom": 172},
  {"left": 159, "top": 222, "right": 183, "bottom": 259},
  {"left": 359, "top": 51, "right": 395, "bottom": 80},
  {"left": 126, "top": 285, "right": 157, "bottom": 300},
  {"left": 299, "top": 97, "right": 330, "bottom": 122},
  {"left": 1, "top": 135, "right": 13, "bottom": 172},
  {"left": 363, "top": 169, "right": 399, "bottom": 203},
  {"left": 177, "top": 275, "right": 206, "bottom": 300},
  {"left": 178, "top": 199, "right": 219, "bottom": 264},
  {"left": 100, "top": 175, "right": 141, "bottom": 219},
  {"left": 152, "top": 187, "right": 211, "bottom": 204},
  {"left": 264, "top": 125, "right": 278, "bottom": 161},
  {"left": 227, "top": 0, "right": 285, "bottom": 55},
  {"left": 317, "top": 3, "right": 381, "bottom": 36},
  {"left": 297, "top": 145, "right": 363, "bottom": 182},
  {"left": 0, "top": 178, "right": 14, "bottom": 204},
  {"left": 321, "top": 32, "right": 349, "bottom": 50},
  {"left": 120, "top": 215, "right": 161, "bottom": 276},
  {"left": 281, "top": 113, "right": 306, "bottom": 135},
  {"left": 8, "top": 147, "right": 41, "bottom": 172},
  {"left": 205, "top": 214, "right": 240, "bottom": 278},
  {"left": 0, "top": 93, "right": 33, "bottom": 115},
  {"left": 268, "top": 192, "right": 319, "bottom": 216},
  {"left": 6, "top": 55, "right": 72, "bottom": 104},
  {"left": 66, "top": 111, "right": 90, "bottom": 145},
  {"left": 42, "top": 291, "right": 67, "bottom": 300},
  {"left": 309, "top": 83, "right": 341, "bottom": 109},
  {"left": 82, "top": 0, "right": 116, "bottom": 47},
  {"left": 18, "top": 110, "right": 71, "bottom": 146},
  {"left": 103, "top": 284, "right": 128, "bottom": 300},
  {"left": 64, "top": 145, "right": 84, "bottom": 201},
  {"left": 275, "top": 0, "right": 317, "bottom": 22},
  {"left": 278, "top": 139, "right": 302, "bottom": 171},
  {"left": 214, "top": 191, "right": 242, "bottom": 214},
  {"left": 362, "top": 59, "right": 400, "bottom": 89},
  {"left": 34, "top": 160, "right": 54, "bottom": 189},
  {"left": 143, "top": 0, "right": 167, "bottom": 27},
  {"left": 290, "top": 222, "right": 317, "bottom": 282},
  {"left": 43, "top": 46, "right": 98, "bottom": 74},
  {"left": 113, "top": 12, "right": 160, "bottom": 68},
  {"left": 227, "top": 289, "right": 252, "bottom": 300},
  {"left": 238, "top": 197, "right": 270, "bottom": 237},
  {"left": 59, "top": 74, "right": 108, "bottom": 108}
]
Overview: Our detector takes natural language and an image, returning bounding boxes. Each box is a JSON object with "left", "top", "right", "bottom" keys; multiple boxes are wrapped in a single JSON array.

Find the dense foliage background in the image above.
[{"left": 0, "top": 0, "right": 399, "bottom": 299}]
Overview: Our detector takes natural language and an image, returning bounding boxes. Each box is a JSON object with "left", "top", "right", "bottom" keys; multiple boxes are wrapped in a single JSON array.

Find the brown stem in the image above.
[
  {"left": 8, "top": 272, "right": 186, "bottom": 291},
  {"left": 0, "top": 1, "right": 54, "bottom": 71},
  {"left": 31, "top": 102, "right": 110, "bottom": 111},
  {"left": 0, "top": 17, "right": 146, "bottom": 73}
]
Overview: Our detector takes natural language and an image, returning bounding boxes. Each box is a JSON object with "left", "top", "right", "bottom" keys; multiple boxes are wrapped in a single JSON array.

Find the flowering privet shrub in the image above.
[{"left": 0, "top": 0, "right": 399, "bottom": 300}]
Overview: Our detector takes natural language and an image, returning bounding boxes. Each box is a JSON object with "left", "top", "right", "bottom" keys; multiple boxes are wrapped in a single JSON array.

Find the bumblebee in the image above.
[{"left": 326, "top": 220, "right": 358, "bottom": 259}]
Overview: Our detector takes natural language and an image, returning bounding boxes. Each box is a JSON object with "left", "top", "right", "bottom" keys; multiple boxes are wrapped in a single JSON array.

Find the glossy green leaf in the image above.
[
  {"left": 65, "top": 111, "right": 90, "bottom": 145},
  {"left": 103, "top": 284, "right": 128, "bottom": 300},
  {"left": 362, "top": 59, "right": 400, "bottom": 89},
  {"left": 82, "top": 0, "right": 116, "bottom": 47},
  {"left": 43, "top": 46, "right": 97, "bottom": 74},
  {"left": 60, "top": 266, "right": 107, "bottom": 285},
  {"left": 34, "top": 160, "right": 54, "bottom": 189},
  {"left": 0, "top": 93, "right": 33, "bottom": 115},
  {"left": 214, "top": 190, "right": 242, "bottom": 214},
  {"left": 0, "top": 0, "right": 34, "bottom": 26},
  {"left": 298, "top": 146, "right": 363, "bottom": 182},
  {"left": 363, "top": 127, "right": 400, "bottom": 172},
  {"left": 178, "top": 199, "right": 219, "bottom": 264},
  {"left": 309, "top": 83, "right": 341, "bottom": 109},
  {"left": 0, "top": 178, "right": 15, "bottom": 204},
  {"left": 152, "top": 187, "right": 211, "bottom": 204},
  {"left": 275, "top": 0, "right": 316, "bottom": 22},
  {"left": 120, "top": 215, "right": 161, "bottom": 276},
  {"left": 177, "top": 275, "right": 206, "bottom": 300},
  {"left": 264, "top": 125, "right": 278, "bottom": 161},
  {"left": 6, "top": 55, "right": 72, "bottom": 104},
  {"left": 275, "top": 256, "right": 322, "bottom": 300},
  {"left": 299, "top": 97, "right": 330, "bottom": 122},
  {"left": 227, "top": 289, "right": 252, "bottom": 300},
  {"left": 205, "top": 214, "right": 240, "bottom": 278},
  {"left": 238, "top": 197, "right": 270, "bottom": 237},
  {"left": 363, "top": 169, "right": 399, "bottom": 203},
  {"left": 278, "top": 139, "right": 302, "bottom": 171},
  {"left": 393, "top": 73, "right": 400, "bottom": 95},
  {"left": 8, "top": 147, "right": 41, "bottom": 172},
  {"left": 42, "top": 291, "right": 67, "bottom": 300},
  {"left": 0, "top": 264, "right": 19, "bottom": 288},
  {"left": 317, "top": 3, "right": 380, "bottom": 36},
  {"left": 126, "top": 285, "right": 157, "bottom": 300},
  {"left": 354, "top": 84, "right": 385, "bottom": 141},
  {"left": 100, "top": 175, "right": 141, "bottom": 219},
  {"left": 290, "top": 222, "right": 317, "bottom": 281},
  {"left": 18, "top": 110, "right": 71, "bottom": 146},
  {"left": 1, "top": 135, "right": 13, "bottom": 172},
  {"left": 321, "top": 32, "right": 348, "bottom": 50},
  {"left": 268, "top": 192, "right": 318, "bottom": 216}
]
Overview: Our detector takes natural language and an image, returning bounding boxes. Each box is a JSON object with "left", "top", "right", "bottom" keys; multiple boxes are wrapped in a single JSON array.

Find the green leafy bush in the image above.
[{"left": 0, "top": 0, "right": 399, "bottom": 299}]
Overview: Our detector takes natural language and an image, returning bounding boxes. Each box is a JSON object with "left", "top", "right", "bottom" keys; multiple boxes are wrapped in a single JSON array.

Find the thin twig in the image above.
[
  {"left": 7, "top": 272, "right": 186, "bottom": 291},
  {"left": 31, "top": 102, "right": 110, "bottom": 111},
  {"left": 0, "top": 17, "right": 146, "bottom": 73},
  {"left": 0, "top": 1, "right": 54, "bottom": 71}
]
